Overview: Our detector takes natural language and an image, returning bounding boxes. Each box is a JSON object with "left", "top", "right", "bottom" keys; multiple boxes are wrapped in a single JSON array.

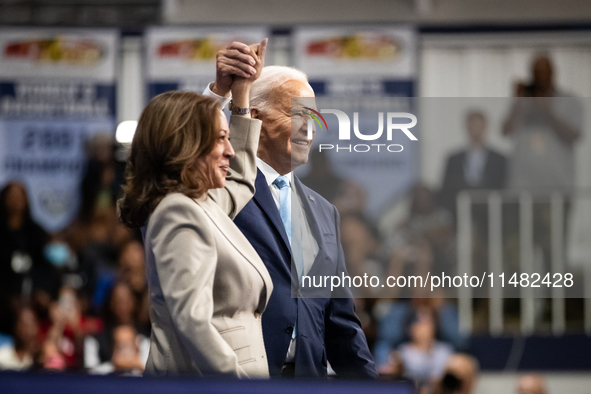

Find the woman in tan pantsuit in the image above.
[{"left": 118, "top": 41, "right": 272, "bottom": 378}]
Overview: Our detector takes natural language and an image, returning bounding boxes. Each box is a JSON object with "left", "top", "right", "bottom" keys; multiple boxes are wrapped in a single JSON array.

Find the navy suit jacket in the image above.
[
  {"left": 439, "top": 148, "right": 507, "bottom": 215},
  {"left": 234, "top": 169, "right": 378, "bottom": 379}
]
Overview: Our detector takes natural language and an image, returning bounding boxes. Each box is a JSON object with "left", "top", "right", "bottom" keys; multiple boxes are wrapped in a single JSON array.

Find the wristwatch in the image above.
[{"left": 229, "top": 101, "right": 250, "bottom": 116}]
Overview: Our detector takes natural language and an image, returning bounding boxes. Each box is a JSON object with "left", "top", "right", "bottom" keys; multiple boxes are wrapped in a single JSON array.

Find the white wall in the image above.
[
  {"left": 162, "top": 0, "right": 591, "bottom": 25},
  {"left": 419, "top": 31, "right": 591, "bottom": 188}
]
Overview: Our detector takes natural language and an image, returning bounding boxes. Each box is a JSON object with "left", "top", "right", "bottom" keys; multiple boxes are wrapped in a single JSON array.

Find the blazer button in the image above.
[{"left": 286, "top": 325, "right": 294, "bottom": 335}]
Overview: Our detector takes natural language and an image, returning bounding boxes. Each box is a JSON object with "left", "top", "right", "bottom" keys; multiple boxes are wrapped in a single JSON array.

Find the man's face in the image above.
[
  {"left": 256, "top": 79, "right": 316, "bottom": 174},
  {"left": 466, "top": 113, "right": 486, "bottom": 146}
]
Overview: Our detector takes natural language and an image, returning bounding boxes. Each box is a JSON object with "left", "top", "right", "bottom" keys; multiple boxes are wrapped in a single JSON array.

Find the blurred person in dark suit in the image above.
[
  {"left": 203, "top": 45, "right": 377, "bottom": 379},
  {"left": 440, "top": 110, "right": 507, "bottom": 218}
]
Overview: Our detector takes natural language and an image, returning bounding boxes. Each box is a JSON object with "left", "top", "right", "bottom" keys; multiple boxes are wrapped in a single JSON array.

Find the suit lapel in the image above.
[
  {"left": 293, "top": 177, "right": 327, "bottom": 275},
  {"left": 194, "top": 196, "right": 273, "bottom": 304},
  {"left": 253, "top": 170, "right": 292, "bottom": 254}
]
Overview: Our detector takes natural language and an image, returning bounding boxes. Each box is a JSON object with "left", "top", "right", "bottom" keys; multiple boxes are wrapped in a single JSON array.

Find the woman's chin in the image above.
[{"left": 211, "top": 178, "right": 225, "bottom": 189}]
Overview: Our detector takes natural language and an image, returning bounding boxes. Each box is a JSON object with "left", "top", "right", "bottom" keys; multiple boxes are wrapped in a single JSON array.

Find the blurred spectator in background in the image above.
[
  {"left": 117, "top": 240, "right": 149, "bottom": 336},
  {"left": 84, "top": 282, "right": 148, "bottom": 371},
  {"left": 396, "top": 307, "right": 453, "bottom": 391},
  {"left": 38, "top": 340, "right": 66, "bottom": 371},
  {"left": 375, "top": 298, "right": 465, "bottom": 370},
  {"left": 377, "top": 349, "right": 405, "bottom": 380},
  {"left": 36, "top": 287, "right": 101, "bottom": 370},
  {"left": 340, "top": 213, "right": 385, "bottom": 295},
  {"left": 439, "top": 110, "right": 507, "bottom": 218},
  {"left": 339, "top": 213, "right": 386, "bottom": 348},
  {"left": 89, "top": 325, "right": 144, "bottom": 375},
  {"left": 79, "top": 134, "right": 120, "bottom": 224},
  {"left": 0, "top": 182, "right": 51, "bottom": 334},
  {"left": 503, "top": 55, "right": 582, "bottom": 192},
  {"left": 385, "top": 184, "right": 455, "bottom": 298},
  {"left": 517, "top": 374, "right": 548, "bottom": 394},
  {"left": 434, "top": 353, "right": 479, "bottom": 394},
  {"left": 300, "top": 149, "right": 366, "bottom": 215},
  {"left": 503, "top": 55, "right": 583, "bottom": 328},
  {"left": 0, "top": 307, "right": 39, "bottom": 371}
]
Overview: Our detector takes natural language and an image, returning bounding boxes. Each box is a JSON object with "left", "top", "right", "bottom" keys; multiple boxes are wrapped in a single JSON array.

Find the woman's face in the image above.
[
  {"left": 111, "top": 284, "right": 136, "bottom": 324},
  {"left": 199, "top": 110, "right": 235, "bottom": 189},
  {"left": 5, "top": 184, "right": 27, "bottom": 215}
]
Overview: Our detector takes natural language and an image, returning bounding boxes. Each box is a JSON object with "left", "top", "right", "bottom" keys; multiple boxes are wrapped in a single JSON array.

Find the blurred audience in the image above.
[
  {"left": 118, "top": 240, "right": 150, "bottom": 336},
  {"left": 84, "top": 282, "right": 148, "bottom": 371},
  {"left": 0, "top": 307, "right": 39, "bottom": 371},
  {"left": 0, "top": 182, "right": 53, "bottom": 334},
  {"left": 89, "top": 325, "right": 144, "bottom": 375},
  {"left": 396, "top": 307, "right": 453, "bottom": 390},
  {"left": 341, "top": 213, "right": 385, "bottom": 294},
  {"left": 385, "top": 184, "right": 455, "bottom": 298},
  {"left": 375, "top": 298, "right": 465, "bottom": 371},
  {"left": 38, "top": 340, "right": 66, "bottom": 371},
  {"left": 37, "top": 286, "right": 101, "bottom": 370}
]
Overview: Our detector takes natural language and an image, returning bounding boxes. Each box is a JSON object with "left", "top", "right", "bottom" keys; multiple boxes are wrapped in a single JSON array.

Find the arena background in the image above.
[{"left": 0, "top": 1, "right": 590, "bottom": 393}]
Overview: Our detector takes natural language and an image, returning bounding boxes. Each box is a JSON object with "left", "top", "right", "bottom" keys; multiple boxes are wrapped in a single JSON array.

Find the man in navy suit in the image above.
[
  {"left": 439, "top": 110, "right": 507, "bottom": 218},
  {"left": 204, "top": 42, "right": 378, "bottom": 379}
]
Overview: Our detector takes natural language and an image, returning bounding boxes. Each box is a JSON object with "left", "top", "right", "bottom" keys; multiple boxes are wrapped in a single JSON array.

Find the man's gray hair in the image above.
[{"left": 250, "top": 66, "right": 309, "bottom": 114}]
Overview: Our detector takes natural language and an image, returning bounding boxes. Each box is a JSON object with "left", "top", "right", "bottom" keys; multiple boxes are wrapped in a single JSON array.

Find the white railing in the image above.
[{"left": 456, "top": 190, "right": 591, "bottom": 336}]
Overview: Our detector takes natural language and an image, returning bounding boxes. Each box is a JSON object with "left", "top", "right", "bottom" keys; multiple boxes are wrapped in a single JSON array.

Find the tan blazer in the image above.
[{"left": 142, "top": 116, "right": 273, "bottom": 378}]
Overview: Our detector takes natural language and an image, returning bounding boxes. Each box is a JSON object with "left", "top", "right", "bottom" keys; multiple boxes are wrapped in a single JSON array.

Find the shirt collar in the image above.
[{"left": 256, "top": 157, "right": 293, "bottom": 189}]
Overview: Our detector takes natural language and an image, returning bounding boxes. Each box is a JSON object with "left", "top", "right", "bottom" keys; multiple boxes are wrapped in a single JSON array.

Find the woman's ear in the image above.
[{"left": 250, "top": 108, "right": 260, "bottom": 120}]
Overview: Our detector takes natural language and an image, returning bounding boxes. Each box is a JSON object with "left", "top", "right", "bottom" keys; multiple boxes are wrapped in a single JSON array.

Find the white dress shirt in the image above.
[{"left": 464, "top": 148, "right": 487, "bottom": 186}]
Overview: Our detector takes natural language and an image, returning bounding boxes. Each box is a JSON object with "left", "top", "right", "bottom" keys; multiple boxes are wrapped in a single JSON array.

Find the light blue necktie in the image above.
[
  {"left": 273, "top": 176, "right": 304, "bottom": 282},
  {"left": 273, "top": 176, "right": 292, "bottom": 242},
  {"left": 273, "top": 175, "right": 303, "bottom": 343}
]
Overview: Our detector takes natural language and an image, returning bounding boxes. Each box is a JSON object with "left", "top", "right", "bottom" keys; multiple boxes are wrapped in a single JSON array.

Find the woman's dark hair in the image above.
[{"left": 118, "top": 91, "right": 221, "bottom": 228}]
